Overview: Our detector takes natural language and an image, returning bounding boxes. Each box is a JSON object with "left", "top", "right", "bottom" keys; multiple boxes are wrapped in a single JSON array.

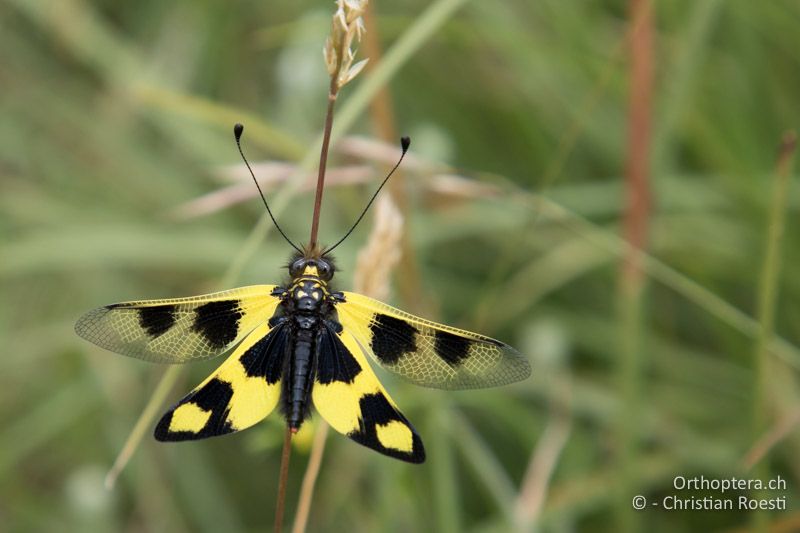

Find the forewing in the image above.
[
  {"left": 155, "top": 322, "right": 287, "bottom": 441},
  {"left": 312, "top": 325, "right": 425, "bottom": 463},
  {"left": 336, "top": 292, "right": 531, "bottom": 390},
  {"left": 75, "top": 285, "right": 279, "bottom": 363}
]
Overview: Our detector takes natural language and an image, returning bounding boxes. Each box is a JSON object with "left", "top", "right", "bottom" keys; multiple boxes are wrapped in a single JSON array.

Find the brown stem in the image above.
[
  {"left": 309, "top": 81, "right": 340, "bottom": 250},
  {"left": 621, "top": 0, "right": 653, "bottom": 286},
  {"left": 616, "top": 1, "right": 653, "bottom": 531},
  {"left": 274, "top": 426, "right": 294, "bottom": 533}
]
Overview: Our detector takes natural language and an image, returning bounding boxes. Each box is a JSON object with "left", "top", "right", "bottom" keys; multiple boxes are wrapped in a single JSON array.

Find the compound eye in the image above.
[
  {"left": 289, "top": 258, "right": 306, "bottom": 277},
  {"left": 317, "top": 259, "right": 333, "bottom": 280}
]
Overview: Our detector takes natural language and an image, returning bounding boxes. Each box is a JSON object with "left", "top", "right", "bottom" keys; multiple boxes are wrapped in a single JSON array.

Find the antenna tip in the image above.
[
  {"left": 234, "top": 123, "right": 244, "bottom": 141},
  {"left": 400, "top": 136, "right": 411, "bottom": 153}
]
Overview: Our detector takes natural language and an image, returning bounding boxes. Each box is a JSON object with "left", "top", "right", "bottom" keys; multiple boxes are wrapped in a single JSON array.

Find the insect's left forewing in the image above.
[
  {"left": 312, "top": 325, "right": 425, "bottom": 463},
  {"left": 155, "top": 322, "right": 287, "bottom": 441},
  {"left": 75, "top": 285, "right": 280, "bottom": 363},
  {"left": 336, "top": 292, "right": 531, "bottom": 390}
]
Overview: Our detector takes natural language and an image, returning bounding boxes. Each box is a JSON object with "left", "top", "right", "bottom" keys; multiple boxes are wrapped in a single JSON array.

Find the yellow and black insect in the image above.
[{"left": 75, "top": 125, "right": 531, "bottom": 463}]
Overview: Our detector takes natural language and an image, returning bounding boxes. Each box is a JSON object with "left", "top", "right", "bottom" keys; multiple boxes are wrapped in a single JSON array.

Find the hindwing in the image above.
[
  {"left": 336, "top": 292, "right": 531, "bottom": 390},
  {"left": 155, "top": 322, "right": 287, "bottom": 440},
  {"left": 75, "top": 285, "right": 279, "bottom": 363},
  {"left": 312, "top": 325, "right": 425, "bottom": 463}
]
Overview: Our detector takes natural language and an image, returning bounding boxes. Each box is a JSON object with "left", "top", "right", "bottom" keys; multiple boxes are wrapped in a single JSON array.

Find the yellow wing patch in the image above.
[
  {"left": 312, "top": 327, "right": 425, "bottom": 463},
  {"left": 75, "top": 285, "right": 279, "bottom": 363},
  {"left": 155, "top": 322, "right": 287, "bottom": 441},
  {"left": 336, "top": 292, "right": 531, "bottom": 390},
  {"left": 169, "top": 404, "right": 213, "bottom": 433},
  {"left": 375, "top": 420, "right": 414, "bottom": 453}
]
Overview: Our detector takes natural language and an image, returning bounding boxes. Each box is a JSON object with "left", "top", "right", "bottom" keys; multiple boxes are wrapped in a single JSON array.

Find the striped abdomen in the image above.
[{"left": 285, "top": 326, "right": 316, "bottom": 430}]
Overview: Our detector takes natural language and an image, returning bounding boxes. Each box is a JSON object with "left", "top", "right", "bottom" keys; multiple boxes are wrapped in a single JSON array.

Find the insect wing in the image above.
[
  {"left": 312, "top": 325, "right": 425, "bottom": 463},
  {"left": 155, "top": 322, "right": 287, "bottom": 441},
  {"left": 75, "top": 285, "right": 280, "bottom": 363},
  {"left": 336, "top": 292, "right": 531, "bottom": 390}
]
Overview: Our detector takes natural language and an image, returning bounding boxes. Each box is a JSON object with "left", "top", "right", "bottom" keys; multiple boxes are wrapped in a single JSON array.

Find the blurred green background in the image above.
[{"left": 2, "top": 0, "right": 800, "bottom": 531}]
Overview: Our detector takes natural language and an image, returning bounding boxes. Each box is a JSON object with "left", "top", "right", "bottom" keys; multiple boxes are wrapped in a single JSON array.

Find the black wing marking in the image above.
[
  {"left": 155, "top": 322, "right": 287, "bottom": 440},
  {"left": 312, "top": 325, "right": 425, "bottom": 463}
]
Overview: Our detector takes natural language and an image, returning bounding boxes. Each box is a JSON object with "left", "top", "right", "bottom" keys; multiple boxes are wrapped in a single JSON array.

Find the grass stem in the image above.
[
  {"left": 616, "top": 0, "right": 653, "bottom": 530},
  {"left": 750, "top": 131, "right": 796, "bottom": 531},
  {"left": 291, "top": 423, "right": 330, "bottom": 533},
  {"left": 104, "top": 365, "right": 181, "bottom": 489},
  {"left": 309, "top": 88, "right": 339, "bottom": 250},
  {"left": 275, "top": 426, "right": 294, "bottom": 533}
]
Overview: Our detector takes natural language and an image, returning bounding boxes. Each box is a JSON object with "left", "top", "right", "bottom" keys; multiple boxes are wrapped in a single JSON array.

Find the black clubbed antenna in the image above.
[
  {"left": 322, "top": 136, "right": 411, "bottom": 255},
  {"left": 234, "top": 123, "right": 303, "bottom": 254}
]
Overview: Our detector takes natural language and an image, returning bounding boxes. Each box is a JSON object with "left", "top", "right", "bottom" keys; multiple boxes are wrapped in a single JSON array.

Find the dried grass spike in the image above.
[{"left": 353, "top": 194, "right": 404, "bottom": 301}]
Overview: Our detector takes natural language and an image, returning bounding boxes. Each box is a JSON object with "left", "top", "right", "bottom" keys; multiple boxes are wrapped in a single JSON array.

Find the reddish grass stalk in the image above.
[
  {"left": 309, "top": 81, "right": 341, "bottom": 250},
  {"left": 274, "top": 426, "right": 294, "bottom": 533},
  {"left": 621, "top": 0, "right": 653, "bottom": 285},
  {"left": 616, "top": 0, "right": 654, "bottom": 531}
]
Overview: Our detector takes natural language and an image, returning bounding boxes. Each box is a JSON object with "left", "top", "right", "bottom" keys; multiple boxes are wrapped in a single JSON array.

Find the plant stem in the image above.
[
  {"left": 104, "top": 365, "right": 182, "bottom": 489},
  {"left": 750, "top": 131, "right": 796, "bottom": 532},
  {"left": 291, "top": 423, "right": 329, "bottom": 533},
  {"left": 309, "top": 81, "right": 340, "bottom": 250},
  {"left": 275, "top": 426, "right": 294, "bottom": 533},
  {"left": 430, "top": 404, "right": 459, "bottom": 533},
  {"left": 616, "top": 0, "right": 653, "bottom": 531}
]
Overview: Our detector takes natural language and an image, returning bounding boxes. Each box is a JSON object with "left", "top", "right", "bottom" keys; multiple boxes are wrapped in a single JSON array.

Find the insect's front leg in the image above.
[
  {"left": 329, "top": 291, "right": 345, "bottom": 303},
  {"left": 268, "top": 287, "right": 291, "bottom": 328},
  {"left": 323, "top": 292, "right": 345, "bottom": 333},
  {"left": 271, "top": 286, "right": 288, "bottom": 299}
]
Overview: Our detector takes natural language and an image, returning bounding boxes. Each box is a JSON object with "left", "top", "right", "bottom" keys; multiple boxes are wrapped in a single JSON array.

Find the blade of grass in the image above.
[
  {"left": 430, "top": 403, "right": 460, "bottom": 533},
  {"left": 171, "top": 445, "right": 246, "bottom": 533},
  {"left": 514, "top": 376, "right": 571, "bottom": 531},
  {"left": 476, "top": 236, "right": 612, "bottom": 331},
  {"left": 528, "top": 194, "right": 800, "bottom": 369},
  {"left": 450, "top": 410, "right": 515, "bottom": 524},
  {"left": 133, "top": 85, "right": 306, "bottom": 160},
  {"left": 104, "top": 365, "right": 181, "bottom": 489},
  {"left": 7, "top": 0, "right": 141, "bottom": 86},
  {"left": 0, "top": 376, "right": 97, "bottom": 476},
  {"left": 651, "top": 0, "right": 723, "bottom": 168}
]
